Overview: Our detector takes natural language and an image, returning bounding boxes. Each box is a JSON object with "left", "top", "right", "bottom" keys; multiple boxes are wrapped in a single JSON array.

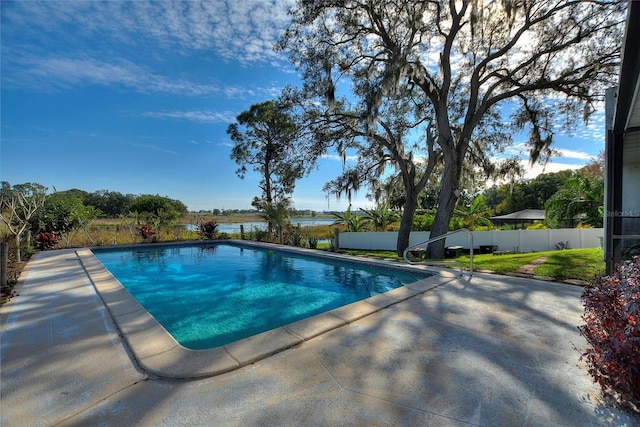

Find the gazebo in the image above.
[{"left": 490, "top": 209, "right": 546, "bottom": 230}]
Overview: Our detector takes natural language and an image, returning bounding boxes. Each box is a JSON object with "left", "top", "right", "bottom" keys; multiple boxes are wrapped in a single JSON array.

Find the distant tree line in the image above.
[
  {"left": 47, "top": 188, "right": 187, "bottom": 218},
  {"left": 1, "top": 182, "right": 189, "bottom": 260},
  {"left": 332, "top": 154, "right": 605, "bottom": 233},
  {"left": 200, "top": 208, "right": 319, "bottom": 217}
]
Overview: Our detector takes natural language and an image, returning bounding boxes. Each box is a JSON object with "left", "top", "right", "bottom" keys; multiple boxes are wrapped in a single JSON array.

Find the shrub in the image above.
[
  {"left": 327, "top": 229, "right": 336, "bottom": 251},
  {"left": 526, "top": 222, "right": 548, "bottom": 230},
  {"left": 448, "top": 216, "right": 465, "bottom": 231},
  {"left": 251, "top": 226, "right": 269, "bottom": 242},
  {"left": 412, "top": 214, "right": 434, "bottom": 231},
  {"left": 286, "top": 224, "right": 305, "bottom": 247},
  {"left": 579, "top": 256, "right": 640, "bottom": 414},
  {"left": 34, "top": 232, "right": 59, "bottom": 250},
  {"left": 198, "top": 220, "right": 219, "bottom": 240},
  {"left": 137, "top": 225, "right": 155, "bottom": 240}
]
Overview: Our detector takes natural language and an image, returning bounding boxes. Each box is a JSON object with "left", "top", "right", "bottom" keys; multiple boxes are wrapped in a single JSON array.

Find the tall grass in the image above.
[
  {"left": 55, "top": 220, "right": 200, "bottom": 247},
  {"left": 46, "top": 217, "right": 338, "bottom": 248}
]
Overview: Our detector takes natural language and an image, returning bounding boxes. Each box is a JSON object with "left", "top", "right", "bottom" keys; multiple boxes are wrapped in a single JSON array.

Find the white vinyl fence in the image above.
[{"left": 338, "top": 228, "right": 604, "bottom": 252}]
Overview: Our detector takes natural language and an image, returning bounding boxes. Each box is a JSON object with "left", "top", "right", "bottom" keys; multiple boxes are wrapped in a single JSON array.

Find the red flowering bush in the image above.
[
  {"left": 35, "top": 232, "right": 59, "bottom": 250},
  {"left": 579, "top": 256, "right": 640, "bottom": 414},
  {"left": 137, "top": 225, "right": 155, "bottom": 240},
  {"left": 198, "top": 220, "right": 219, "bottom": 240}
]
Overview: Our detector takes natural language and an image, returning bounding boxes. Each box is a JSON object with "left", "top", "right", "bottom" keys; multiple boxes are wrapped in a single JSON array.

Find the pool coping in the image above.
[{"left": 77, "top": 240, "right": 458, "bottom": 379}]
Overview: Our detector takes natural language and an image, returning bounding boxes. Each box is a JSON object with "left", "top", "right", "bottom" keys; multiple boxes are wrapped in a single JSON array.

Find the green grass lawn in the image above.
[
  {"left": 458, "top": 247, "right": 605, "bottom": 281},
  {"left": 342, "top": 247, "right": 605, "bottom": 282},
  {"left": 341, "top": 249, "right": 401, "bottom": 259},
  {"left": 533, "top": 248, "right": 606, "bottom": 280}
]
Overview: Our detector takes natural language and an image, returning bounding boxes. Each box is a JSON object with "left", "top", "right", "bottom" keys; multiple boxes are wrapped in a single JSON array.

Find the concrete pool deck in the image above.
[{"left": 2, "top": 248, "right": 639, "bottom": 426}]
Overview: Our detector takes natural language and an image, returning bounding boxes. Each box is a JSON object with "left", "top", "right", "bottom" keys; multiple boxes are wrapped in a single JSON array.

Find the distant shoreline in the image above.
[{"left": 184, "top": 213, "right": 335, "bottom": 224}]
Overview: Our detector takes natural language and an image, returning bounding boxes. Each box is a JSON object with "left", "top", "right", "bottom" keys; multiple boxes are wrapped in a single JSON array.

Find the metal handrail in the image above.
[{"left": 402, "top": 228, "right": 473, "bottom": 277}]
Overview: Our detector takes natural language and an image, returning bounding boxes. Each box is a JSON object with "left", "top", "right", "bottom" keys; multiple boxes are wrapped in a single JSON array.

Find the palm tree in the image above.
[
  {"left": 545, "top": 175, "right": 603, "bottom": 228},
  {"left": 454, "top": 195, "right": 493, "bottom": 231},
  {"left": 362, "top": 204, "right": 400, "bottom": 231},
  {"left": 350, "top": 215, "right": 367, "bottom": 232},
  {"left": 261, "top": 200, "right": 291, "bottom": 240},
  {"left": 332, "top": 205, "right": 366, "bottom": 232}
]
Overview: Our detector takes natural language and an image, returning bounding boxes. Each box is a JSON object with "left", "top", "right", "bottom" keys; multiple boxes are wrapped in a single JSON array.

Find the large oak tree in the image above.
[{"left": 279, "top": 0, "right": 625, "bottom": 256}]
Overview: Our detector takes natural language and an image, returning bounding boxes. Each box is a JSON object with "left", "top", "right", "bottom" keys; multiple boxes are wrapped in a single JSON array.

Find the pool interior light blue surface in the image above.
[{"left": 93, "top": 243, "right": 431, "bottom": 349}]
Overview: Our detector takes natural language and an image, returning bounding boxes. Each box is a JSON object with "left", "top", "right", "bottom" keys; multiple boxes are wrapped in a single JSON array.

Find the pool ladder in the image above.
[{"left": 402, "top": 228, "right": 473, "bottom": 277}]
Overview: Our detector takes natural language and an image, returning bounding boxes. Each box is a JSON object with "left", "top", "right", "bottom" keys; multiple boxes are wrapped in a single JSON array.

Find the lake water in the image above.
[{"left": 186, "top": 218, "right": 337, "bottom": 234}]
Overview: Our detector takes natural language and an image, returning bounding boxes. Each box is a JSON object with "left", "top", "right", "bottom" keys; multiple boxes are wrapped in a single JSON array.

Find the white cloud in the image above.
[
  {"left": 6, "top": 54, "right": 240, "bottom": 97},
  {"left": 554, "top": 148, "right": 593, "bottom": 161},
  {"left": 2, "top": 1, "right": 294, "bottom": 97},
  {"left": 486, "top": 158, "right": 583, "bottom": 187},
  {"left": 142, "top": 110, "right": 237, "bottom": 123},
  {"left": 321, "top": 153, "right": 360, "bottom": 163},
  {"left": 519, "top": 160, "right": 582, "bottom": 179},
  {"left": 499, "top": 140, "right": 597, "bottom": 164},
  {"left": 3, "top": 0, "right": 293, "bottom": 65},
  {"left": 501, "top": 142, "right": 529, "bottom": 157},
  {"left": 6, "top": 55, "right": 118, "bottom": 88},
  {"left": 118, "top": 141, "right": 178, "bottom": 155},
  {"left": 5, "top": 52, "right": 286, "bottom": 99}
]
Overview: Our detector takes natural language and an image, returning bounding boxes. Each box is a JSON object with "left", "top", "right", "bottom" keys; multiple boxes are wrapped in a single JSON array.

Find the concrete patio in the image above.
[{"left": 2, "top": 248, "right": 638, "bottom": 426}]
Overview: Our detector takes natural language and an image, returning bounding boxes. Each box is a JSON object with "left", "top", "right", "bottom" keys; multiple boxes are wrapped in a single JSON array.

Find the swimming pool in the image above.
[
  {"left": 79, "top": 241, "right": 453, "bottom": 378},
  {"left": 93, "top": 242, "right": 432, "bottom": 349}
]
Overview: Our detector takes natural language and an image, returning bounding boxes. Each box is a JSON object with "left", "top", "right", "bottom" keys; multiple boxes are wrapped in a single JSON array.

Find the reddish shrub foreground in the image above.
[
  {"left": 34, "top": 232, "right": 60, "bottom": 250},
  {"left": 579, "top": 256, "right": 640, "bottom": 414},
  {"left": 137, "top": 225, "right": 155, "bottom": 240}
]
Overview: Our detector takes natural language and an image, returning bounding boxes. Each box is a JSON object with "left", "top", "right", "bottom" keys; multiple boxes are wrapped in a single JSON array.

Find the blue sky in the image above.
[{"left": 1, "top": 1, "right": 605, "bottom": 212}]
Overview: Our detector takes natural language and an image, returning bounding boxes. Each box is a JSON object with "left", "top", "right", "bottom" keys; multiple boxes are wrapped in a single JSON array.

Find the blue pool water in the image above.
[{"left": 93, "top": 243, "right": 431, "bottom": 349}]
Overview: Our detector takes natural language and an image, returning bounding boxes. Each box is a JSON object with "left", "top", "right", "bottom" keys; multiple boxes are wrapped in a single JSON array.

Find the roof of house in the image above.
[
  {"left": 613, "top": 0, "right": 640, "bottom": 134},
  {"left": 490, "top": 209, "right": 546, "bottom": 221}
]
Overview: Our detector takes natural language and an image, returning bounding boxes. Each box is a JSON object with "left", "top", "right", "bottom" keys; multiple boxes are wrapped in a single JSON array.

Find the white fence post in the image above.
[{"left": 518, "top": 230, "right": 523, "bottom": 253}]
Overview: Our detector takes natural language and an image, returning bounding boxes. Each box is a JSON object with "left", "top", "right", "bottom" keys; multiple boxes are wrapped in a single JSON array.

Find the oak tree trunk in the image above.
[
  {"left": 427, "top": 160, "right": 460, "bottom": 259},
  {"left": 396, "top": 185, "right": 419, "bottom": 257}
]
